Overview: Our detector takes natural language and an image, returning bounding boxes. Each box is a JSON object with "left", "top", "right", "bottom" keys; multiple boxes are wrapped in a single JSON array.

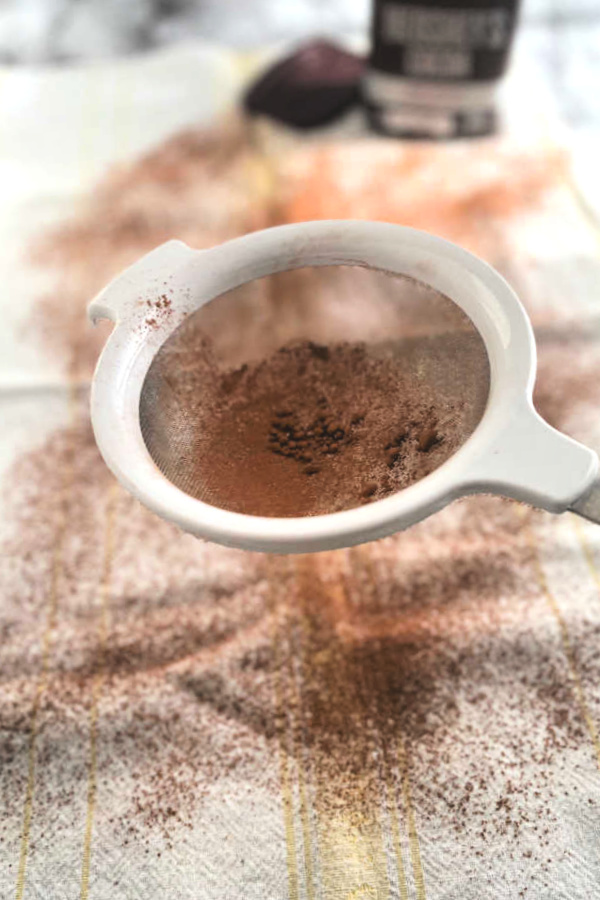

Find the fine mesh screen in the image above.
[{"left": 140, "top": 265, "right": 490, "bottom": 517}]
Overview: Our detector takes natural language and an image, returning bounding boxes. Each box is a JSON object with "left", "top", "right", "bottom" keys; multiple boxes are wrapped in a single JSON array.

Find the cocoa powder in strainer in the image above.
[
  {"left": 187, "top": 341, "right": 460, "bottom": 517},
  {"left": 142, "top": 330, "right": 489, "bottom": 517}
]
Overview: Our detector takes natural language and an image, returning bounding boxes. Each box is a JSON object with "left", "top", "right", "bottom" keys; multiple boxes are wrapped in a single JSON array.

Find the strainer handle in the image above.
[{"left": 570, "top": 476, "right": 600, "bottom": 524}]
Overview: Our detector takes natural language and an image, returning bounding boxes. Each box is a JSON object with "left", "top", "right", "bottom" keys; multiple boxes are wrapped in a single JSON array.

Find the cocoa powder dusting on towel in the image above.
[
  {"left": 2, "top": 116, "right": 600, "bottom": 887},
  {"left": 1, "top": 425, "right": 593, "bottom": 865}
]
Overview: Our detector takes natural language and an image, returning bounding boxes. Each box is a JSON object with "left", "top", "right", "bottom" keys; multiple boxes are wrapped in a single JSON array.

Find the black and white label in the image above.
[{"left": 370, "top": 0, "right": 520, "bottom": 82}]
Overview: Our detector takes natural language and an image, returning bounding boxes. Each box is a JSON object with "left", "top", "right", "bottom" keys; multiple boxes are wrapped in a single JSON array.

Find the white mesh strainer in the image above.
[{"left": 88, "top": 220, "right": 600, "bottom": 553}]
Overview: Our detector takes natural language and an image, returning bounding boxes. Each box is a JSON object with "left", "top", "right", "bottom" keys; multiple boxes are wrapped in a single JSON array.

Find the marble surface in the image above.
[{"left": 0, "top": 1, "right": 599, "bottom": 132}]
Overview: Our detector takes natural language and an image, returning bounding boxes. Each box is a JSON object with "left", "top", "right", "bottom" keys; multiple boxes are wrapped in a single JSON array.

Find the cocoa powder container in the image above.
[{"left": 363, "top": 0, "right": 522, "bottom": 138}]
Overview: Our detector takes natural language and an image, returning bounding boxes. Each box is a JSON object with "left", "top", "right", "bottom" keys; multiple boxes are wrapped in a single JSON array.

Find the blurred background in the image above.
[{"left": 0, "top": 0, "right": 599, "bottom": 131}]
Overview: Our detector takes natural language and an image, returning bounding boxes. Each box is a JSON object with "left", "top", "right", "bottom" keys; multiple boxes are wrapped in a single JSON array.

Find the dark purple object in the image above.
[{"left": 243, "top": 40, "right": 365, "bottom": 129}]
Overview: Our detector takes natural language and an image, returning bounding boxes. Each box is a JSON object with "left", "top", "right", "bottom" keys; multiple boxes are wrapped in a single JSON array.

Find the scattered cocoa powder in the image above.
[
  {"left": 268, "top": 139, "right": 567, "bottom": 261},
  {"left": 1, "top": 115, "right": 600, "bottom": 894},
  {"left": 30, "top": 115, "right": 271, "bottom": 379}
]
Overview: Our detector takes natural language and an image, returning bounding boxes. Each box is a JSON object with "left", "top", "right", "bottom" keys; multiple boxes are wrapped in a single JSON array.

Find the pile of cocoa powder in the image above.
[
  {"left": 204, "top": 341, "right": 440, "bottom": 516},
  {"left": 142, "top": 333, "right": 486, "bottom": 517}
]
